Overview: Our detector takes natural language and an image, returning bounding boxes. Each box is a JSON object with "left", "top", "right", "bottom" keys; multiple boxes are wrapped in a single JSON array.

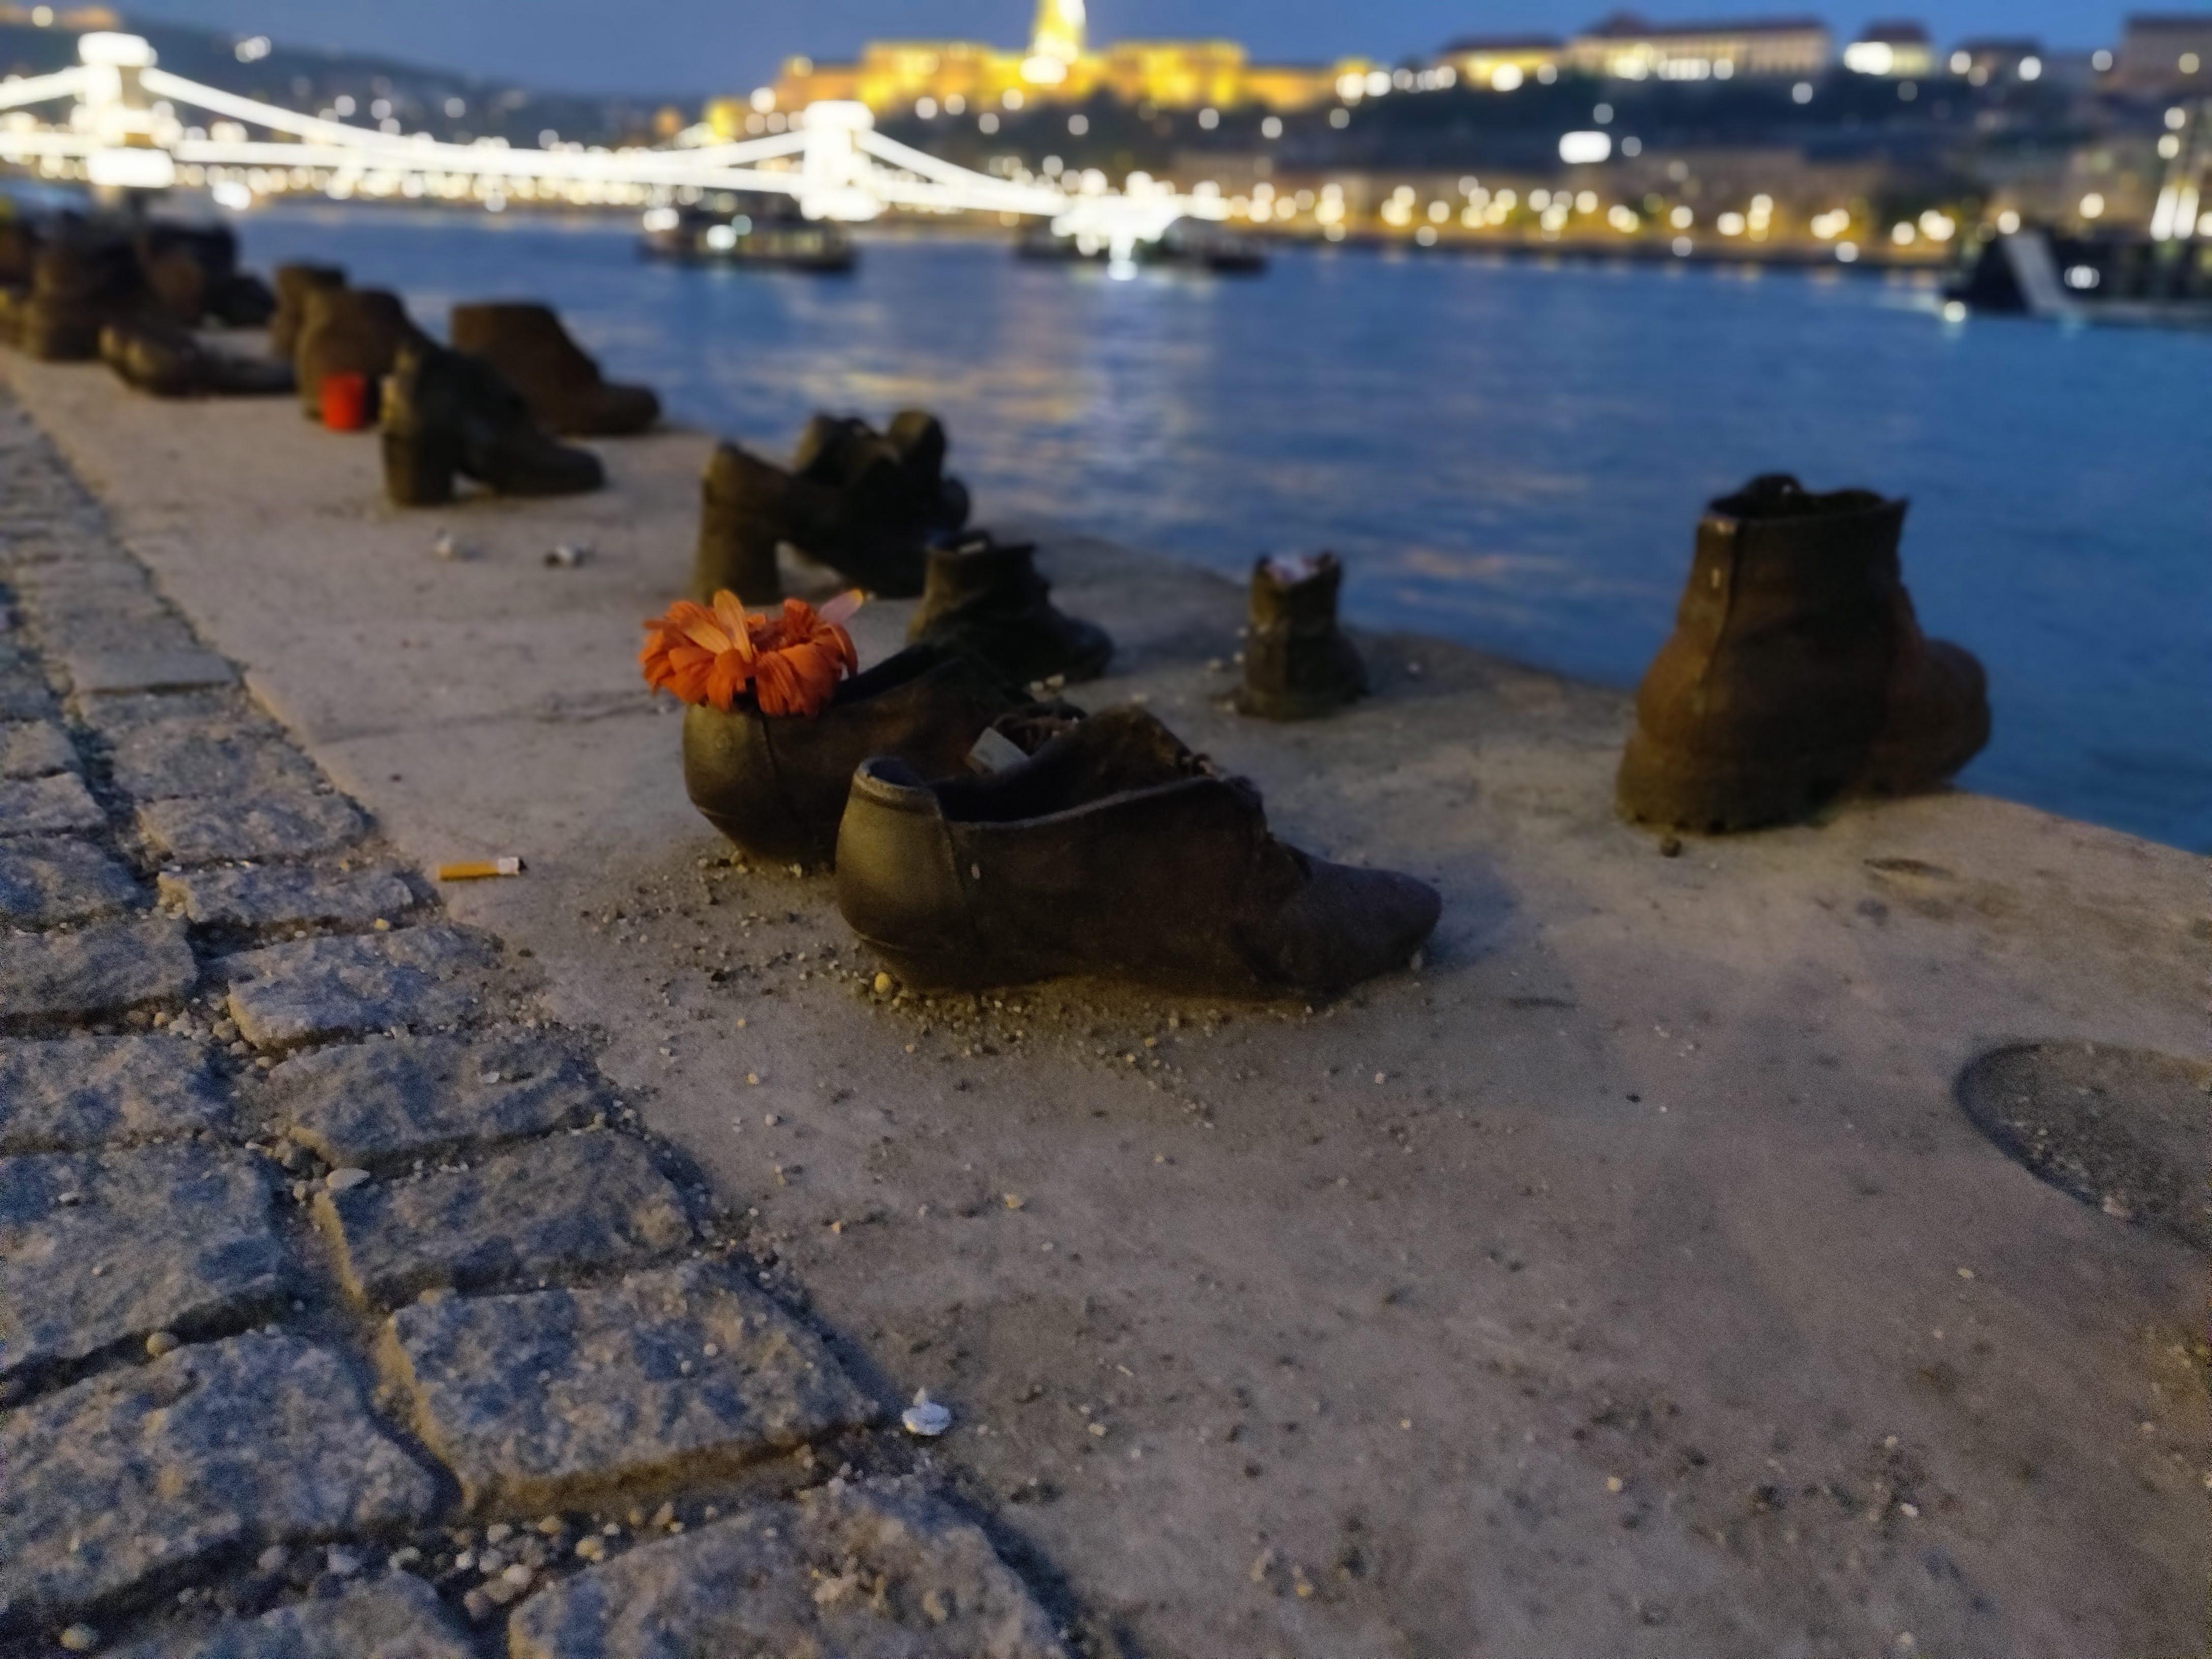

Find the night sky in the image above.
[{"left": 124, "top": 1, "right": 2163, "bottom": 97}]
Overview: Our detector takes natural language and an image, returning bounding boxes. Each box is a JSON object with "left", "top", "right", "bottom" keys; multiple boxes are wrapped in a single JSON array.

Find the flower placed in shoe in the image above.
[{"left": 641, "top": 590, "right": 864, "bottom": 717}]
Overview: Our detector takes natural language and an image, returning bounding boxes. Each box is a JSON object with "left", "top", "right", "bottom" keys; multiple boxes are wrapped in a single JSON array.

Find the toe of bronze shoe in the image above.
[{"left": 1258, "top": 859, "right": 1441, "bottom": 993}]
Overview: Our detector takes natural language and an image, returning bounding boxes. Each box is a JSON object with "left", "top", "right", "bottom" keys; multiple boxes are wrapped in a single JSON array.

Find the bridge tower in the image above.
[{"left": 76, "top": 32, "right": 175, "bottom": 200}]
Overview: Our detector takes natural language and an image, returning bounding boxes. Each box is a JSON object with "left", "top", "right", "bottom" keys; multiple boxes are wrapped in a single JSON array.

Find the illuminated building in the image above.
[
  {"left": 0, "top": 5, "right": 122, "bottom": 27},
  {"left": 727, "top": 0, "right": 1373, "bottom": 126},
  {"left": 1946, "top": 39, "right": 2046, "bottom": 85},
  {"left": 1564, "top": 13, "right": 1834, "bottom": 81},
  {"left": 2114, "top": 14, "right": 2212, "bottom": 95},
  {"left": 1432, "top": 36, "right": 1564, "bottom": 92},
  {"left": 1843, "top": 22, "right": 1936, "bottom": 79}
]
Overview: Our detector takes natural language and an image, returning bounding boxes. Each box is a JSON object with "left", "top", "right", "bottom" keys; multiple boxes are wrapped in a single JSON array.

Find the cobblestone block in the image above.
[
  {"left": 0, "top": 1144, "right": 287, "bottom": 1383},
  {"left": 0, "top": 1034, "right": 227, "bottom": 1154},
  {"left": 0, "top": 837, "right": 142, "bottom": 926},
  {"left": 0, "top": 678, "right": 56, "bottom": 721},
  {"left": 111, "top": 1575, "right": 476, "bottom": 1659},
  {"left": 137, "top": 791, "right": 366, "bottom": 864},
  {"left": 0, "top": 1333, "right": 442, "bottom": 1634},
  {"left": 225, "top": 928, "right": 493, "bottom": 1049},
  {"left": 0, "top": 771, "right": 104, "bottom": 834},
  {"left": 62, "top": 647, "right": 237, "bottom": 696},
  {"left": 315, "top": 1131, "right": 691, "bottom": 1307},
  {"left": 505, "top": 1480, "right": 1069, "bottom": 1659},
  {"left": 159, "top": 864, "right": 415, "bottom": 931},
  {"left": 0, "top": 720, "right": 75, "bottom": 778},
  {"left": 0, "top": 918, "right": 198, "bottom": 1021},
  {"left": 74, "top": 689, "right": 269, "bottom": 742},
  {"left": 106, "top": 721, "right": 321, "bottom": 801},
  {"left": 384, "top": 1261, "right": 874, "bottom": 1512},
  {"left": 44, "top": 601, "right": 207, "bottom": 658},
  {"left": 268, "top": 1030, "right": 605, "bottom": 1171}
]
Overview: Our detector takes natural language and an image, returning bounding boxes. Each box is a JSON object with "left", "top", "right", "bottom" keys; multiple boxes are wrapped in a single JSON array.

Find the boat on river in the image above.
[
  {"left": 638, "top": 205, "right": 856, "bottom": 274},
  {"left": 1946, "top": 229, "right": 2212, "bottom": 328},
  {"left": 1017, "top": 220, "right": 1267, "bottom": 275}
]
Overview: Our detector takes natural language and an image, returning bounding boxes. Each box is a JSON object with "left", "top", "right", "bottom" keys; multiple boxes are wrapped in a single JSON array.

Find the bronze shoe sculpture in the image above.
[
  {"left": 269, "top": 262, "right": 345, "bottom": 360},
  {"left": 294, "top": 287, "right": 424, "bottom": 421},
  {"left": 906, "top": 531, "right": 1113, "bottom": 687},
  {"left": 1616, "top": 474, "right": 1990, "bottom": 833},
  {"left": 20, "top": 228, "right": 145, "bottom": 362},
  {"left": 380, "top": 337, "right": 605, "bottom": 505},
  {"left": 100, "top": 317, "right": 294, "bottom": 399},
  {"left": 681, "top": 641, "right": 1038, "bottom": 867},
  {"left": 792, "top": 410, "right": 971, "bottom": 537},
  {"left": 692, "top": 438, "right": 941, "bottom": 604},
  {"left": 450, "top": 300, "right": 660, "bottom": 438},
  {"left": 135, "top": 222, "right": 241, "bottom": 327},
  {"left": 1236, "top": 552, "right": 1368, "bottom": 721},
  {"left": 836, "top": 706, "right": 1441, "bottom": 996}
]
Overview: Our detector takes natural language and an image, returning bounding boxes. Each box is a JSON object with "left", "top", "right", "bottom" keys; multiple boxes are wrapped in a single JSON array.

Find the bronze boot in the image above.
[
  {"left": 835, "top": 707, "right": 1441, "bottom": 996},
  {"left": 21, "top": 230, "right": 144, "bottom": 362},
  {"left": 449, "top": 301, "right": 660, "bottom": 437},
  {"left": 100, "top": 317, "right": 293, "bottom": 399},
  {"left": 380, "top": 337, "right": 605, "bottom": 505},
  {"left": 692, "top": 440, "right": 931, "bottom": 604},
  {"left": 295, "top": 287, "right": 424, "bottom": 421},
  {"left": 792, "top": 409, "right": 970, "bottom": 540},
  {"left": 681, "top": 642, "right": 1033, "bottom": 866},
  {"left": 1616, "top": 475, "right": 1990, "bottom": 832},
  {"left": 1235, "top": 554, "right": 1368, "bottom": 721},
  {"left": 269, "top": 263, "right": 345, "bottom": 360},
  {"left": 906, "top": 531, "right": 1112, "bottom": 687}
]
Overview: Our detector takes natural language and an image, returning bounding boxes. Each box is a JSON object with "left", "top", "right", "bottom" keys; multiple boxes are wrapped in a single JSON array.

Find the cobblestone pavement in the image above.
[{"left": 0, "top": 400, "right": 1073, "bottom": 1657}]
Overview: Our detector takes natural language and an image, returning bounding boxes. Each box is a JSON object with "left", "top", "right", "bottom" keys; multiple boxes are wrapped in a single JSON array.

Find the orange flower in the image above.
[{"left": 640, "top": 589, "right": 863, "bottom": 718}]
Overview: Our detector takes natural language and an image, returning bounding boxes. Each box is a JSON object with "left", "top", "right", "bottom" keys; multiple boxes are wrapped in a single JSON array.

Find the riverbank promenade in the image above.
[{"left": 0, "top": 349, "right": 2201, "bottom": 1658}]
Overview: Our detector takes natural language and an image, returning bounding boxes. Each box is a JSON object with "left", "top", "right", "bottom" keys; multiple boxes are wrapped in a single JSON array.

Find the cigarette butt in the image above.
[{"left": 437, "top": 857, "right": 525, "bottom": 881}]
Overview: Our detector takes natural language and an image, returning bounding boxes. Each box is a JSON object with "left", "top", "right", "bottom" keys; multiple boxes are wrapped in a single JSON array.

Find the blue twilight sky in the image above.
[{"left": 126, "top": 1, "right": 2162, "bottom": 96}]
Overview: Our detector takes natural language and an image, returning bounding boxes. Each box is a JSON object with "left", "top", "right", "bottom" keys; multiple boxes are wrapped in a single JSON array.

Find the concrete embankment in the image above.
[{"left": 3, "top": 347, "right": 2204, "bottom": 1659}]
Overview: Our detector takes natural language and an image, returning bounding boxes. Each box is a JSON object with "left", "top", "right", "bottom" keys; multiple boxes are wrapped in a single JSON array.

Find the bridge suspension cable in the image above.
[{"left": 0, "top": 32, "right": 1215, "bottom": 246}]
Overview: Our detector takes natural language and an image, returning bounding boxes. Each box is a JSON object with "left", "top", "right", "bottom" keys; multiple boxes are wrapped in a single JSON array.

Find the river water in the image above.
[{"left": 237, "top": 208, "right": 2211, "bottom": 853}]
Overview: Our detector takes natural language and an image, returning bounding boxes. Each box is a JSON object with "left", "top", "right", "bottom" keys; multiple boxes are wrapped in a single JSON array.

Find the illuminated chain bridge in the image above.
[{"left": 0, "top": 30, "right": 1222, "bottom": 255}]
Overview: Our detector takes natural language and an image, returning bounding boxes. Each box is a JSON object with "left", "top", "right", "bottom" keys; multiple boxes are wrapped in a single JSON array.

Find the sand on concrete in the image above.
[{"left": 4, "top": 350, "right": 2204, "bottom": 1659}]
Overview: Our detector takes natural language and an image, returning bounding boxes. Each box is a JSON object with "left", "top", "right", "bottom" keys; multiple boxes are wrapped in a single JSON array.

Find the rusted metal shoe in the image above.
[
  {"left": 1616, "top": 474, "right": 1990, "bottom": 833},
  {"left": 836, "top": 707, "right": 1440, "bottom": 996},
  {"left": 449, "top": 300, "right": 660, "bottom": 438},
  {"left": 1235, "top": 553, "right": 1368, "bottom": 721},
  {"left": 906, "top": 531, "right": 1113, "bottom": 688}
]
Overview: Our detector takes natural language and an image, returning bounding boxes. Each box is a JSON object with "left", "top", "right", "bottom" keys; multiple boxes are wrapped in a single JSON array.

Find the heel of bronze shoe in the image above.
[
  {"left": 1615, "top": 731, "right": 1853, "bottom": 834},
  {"left": 692, "top": 516, "right": 782, "bottom": 605},
  {"left": 382, "top": 429, "right": 458, "bottom": 507}
]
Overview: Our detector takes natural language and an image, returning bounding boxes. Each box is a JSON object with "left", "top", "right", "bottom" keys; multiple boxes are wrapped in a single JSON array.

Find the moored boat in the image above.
[{"left": 639, "top": 205, "right": 857, "bottom": 274}]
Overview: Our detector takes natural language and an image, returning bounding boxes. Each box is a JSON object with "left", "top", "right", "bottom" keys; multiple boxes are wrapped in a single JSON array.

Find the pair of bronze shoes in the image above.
[
  {"left": 677, "top": 530, "right": 1437, "bottom": 998},
  {"left": 691, "top": 411, "right": 973, "bottom": 604}
]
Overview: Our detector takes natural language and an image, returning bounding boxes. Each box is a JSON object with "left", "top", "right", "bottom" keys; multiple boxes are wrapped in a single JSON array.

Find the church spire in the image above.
[{"left": 1030, "top": 0, "right": 1086, "bottom": 67}]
